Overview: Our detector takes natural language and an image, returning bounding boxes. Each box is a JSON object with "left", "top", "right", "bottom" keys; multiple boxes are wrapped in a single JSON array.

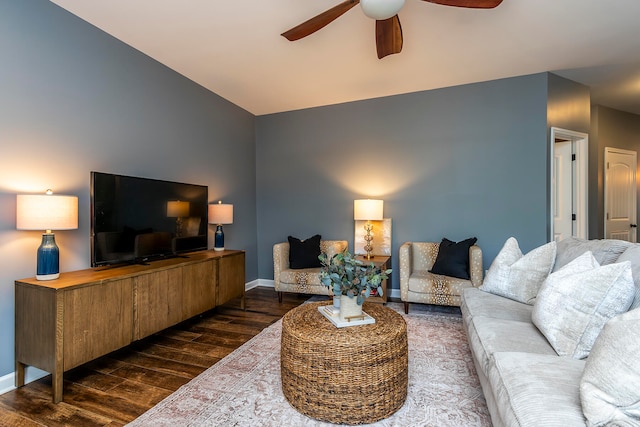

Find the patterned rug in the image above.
[{"left": 127, "top": 302, "right": 491, "bottom": 426}]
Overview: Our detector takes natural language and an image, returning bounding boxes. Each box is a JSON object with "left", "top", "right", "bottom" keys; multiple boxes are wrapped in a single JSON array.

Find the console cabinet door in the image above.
[
  {"left": 216, "top": 253, "right": 245, "bottom": 306},
  {"left": 182, "top": 260, "right": 217, "bottom": 319},
  {"left": 63, "top": 278, "right": 133, "bottom": 370},
  {"left": 134, "top": 268, "right": 183, "bottom": 340}
]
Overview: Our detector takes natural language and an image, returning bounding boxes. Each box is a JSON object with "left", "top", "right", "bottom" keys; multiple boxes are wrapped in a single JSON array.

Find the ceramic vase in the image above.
[
  {"left": 332, "top": 295, "right": 341, "bottom": 315},
  {"left": 339, "top": 295, "right": 363, "bottom": 321}
]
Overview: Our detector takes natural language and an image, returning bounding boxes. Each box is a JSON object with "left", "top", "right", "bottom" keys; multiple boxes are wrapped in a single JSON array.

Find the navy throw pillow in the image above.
[
  {"left": 429, "top": 237, "right": 478, "bottom": 280},
  {"left": 288, "top": 234, "right": 322, "bottom": 269}
]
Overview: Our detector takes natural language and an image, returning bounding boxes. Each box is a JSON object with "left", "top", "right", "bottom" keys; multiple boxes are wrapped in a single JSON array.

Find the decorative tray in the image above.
[{"left": 318, "top": 305, "right": 376, "bottom": 328}]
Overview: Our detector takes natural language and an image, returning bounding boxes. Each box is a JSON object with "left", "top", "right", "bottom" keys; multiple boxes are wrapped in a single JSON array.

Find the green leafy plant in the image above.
[{"left": 319, "top": 250, "right": 391, "bottom": 305}]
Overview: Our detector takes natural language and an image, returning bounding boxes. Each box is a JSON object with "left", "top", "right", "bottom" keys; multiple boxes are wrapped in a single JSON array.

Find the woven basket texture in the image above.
[{"left": 281, "top": 302, "right": 408, "bottom": 424}]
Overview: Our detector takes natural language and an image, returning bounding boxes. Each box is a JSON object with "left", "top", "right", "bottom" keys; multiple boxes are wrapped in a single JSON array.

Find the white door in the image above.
[
  {"left": 553, "top": 140, "right": 573, "bottom": 242},
  {"left": 605, "top": 147, "right": 637, "bottom": 242}
]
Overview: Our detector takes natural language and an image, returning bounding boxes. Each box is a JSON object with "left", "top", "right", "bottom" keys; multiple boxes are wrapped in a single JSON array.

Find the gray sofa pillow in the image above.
[
  {"left": 553, "top": 237, "right": 631, "bottom": 272},
  {"left": 580, "top": 308, "right": 640, "bottom": 426},
  {"left": 532, "top": 251, "right": 635, "bottom": 359},
  {"left": 616, "top": 245, "right": 640, "bottom": 310}
]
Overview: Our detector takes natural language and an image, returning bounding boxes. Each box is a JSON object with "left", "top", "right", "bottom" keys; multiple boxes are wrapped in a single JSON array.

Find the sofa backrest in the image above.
[
  {"left": 554, "top": 237, "right": 633, "bottom": 271},
  {"left": 411, "top": 242, "right": 439, "bottom": 271}
]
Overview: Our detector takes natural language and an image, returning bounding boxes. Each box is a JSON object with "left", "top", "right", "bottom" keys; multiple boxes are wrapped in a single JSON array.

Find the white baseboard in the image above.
[
  {"left": 245, "top": 279, "right": 273, "bottom": 290},
  {"left": 0, "top": 366, "right": 48, "bottom": 396}
]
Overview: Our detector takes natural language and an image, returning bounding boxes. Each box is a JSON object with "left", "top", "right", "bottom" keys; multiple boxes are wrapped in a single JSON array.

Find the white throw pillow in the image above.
[
  {"left": 580, "top": 308, "right": 640, "bottom": 426},
  {"left": 480, "top": 237, "right": 556, "bottom": 304},
  {"left": 532, "top": 252, "right": 635, "bottom": 359}
]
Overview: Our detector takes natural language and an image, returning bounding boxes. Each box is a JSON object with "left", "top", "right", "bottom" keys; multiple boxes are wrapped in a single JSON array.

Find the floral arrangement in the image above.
[{"left": 319, "top": 250, "right": 391, "bottom": 305}]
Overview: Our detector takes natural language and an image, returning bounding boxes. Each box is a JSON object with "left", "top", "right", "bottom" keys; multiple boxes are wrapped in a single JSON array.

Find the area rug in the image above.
[{"left": 127, "top": 302, "right": 491, "bottom": 426}]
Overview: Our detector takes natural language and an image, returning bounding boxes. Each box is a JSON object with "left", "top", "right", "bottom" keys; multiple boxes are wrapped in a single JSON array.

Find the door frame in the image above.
[{"left": 549, "top": 127, "right": 589, "bottom": 241}]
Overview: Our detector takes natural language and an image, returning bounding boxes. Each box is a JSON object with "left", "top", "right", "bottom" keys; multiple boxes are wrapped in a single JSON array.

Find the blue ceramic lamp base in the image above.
[
  {"left": 214, "top": 225, "right": 225, "bottom": 251},
  {"left": 36, "top": 233, "right": 60, "bottom": 281}
]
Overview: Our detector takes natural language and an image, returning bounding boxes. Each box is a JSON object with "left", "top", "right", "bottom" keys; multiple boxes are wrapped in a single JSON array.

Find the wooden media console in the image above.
[{"left": 14, "top": 249, "right": 245, "bottom": 403}]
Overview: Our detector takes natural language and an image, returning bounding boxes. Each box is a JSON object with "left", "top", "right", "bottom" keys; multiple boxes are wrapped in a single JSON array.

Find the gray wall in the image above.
[
  {"left": 0, "top": 0, "right": 256, "bottom": 377},
  {"left": 256, "top": 73, "right": 551, "bottom": 288},
  {"left": 546, "top": 73, "right": 591, "bottom": 239},
  {"left": 547, "top": 73, "right": 591, "bottom": 133},
  {"left": 591, "top": 105, "right": 640, "bottom": 237}
]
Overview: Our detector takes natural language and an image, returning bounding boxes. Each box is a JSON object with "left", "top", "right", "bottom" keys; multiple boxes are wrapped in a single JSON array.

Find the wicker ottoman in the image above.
[{"left": 281, "top": 302, "right": 408, "bottom": 425}]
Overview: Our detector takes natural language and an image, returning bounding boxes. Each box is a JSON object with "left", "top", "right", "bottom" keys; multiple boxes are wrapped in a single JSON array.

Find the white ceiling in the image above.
[{"left": 49, "top": 0, "right": 640, "bottom": 116}]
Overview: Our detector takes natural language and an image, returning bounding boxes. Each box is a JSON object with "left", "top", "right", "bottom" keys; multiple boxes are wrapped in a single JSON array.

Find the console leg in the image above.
[
  {"left": 15, "top": 361, "right": 25, "bottom": 387},
  {"left": 52, "top": 371, "right": 63, "bottom": 403}
]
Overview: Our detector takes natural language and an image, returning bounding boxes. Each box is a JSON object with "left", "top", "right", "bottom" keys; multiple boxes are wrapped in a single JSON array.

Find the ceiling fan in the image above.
[{"left": 282, "top": 0, "right": 504, "bottom": 59}]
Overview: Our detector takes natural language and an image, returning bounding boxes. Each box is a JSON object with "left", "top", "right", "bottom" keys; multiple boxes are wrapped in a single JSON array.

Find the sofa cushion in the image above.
[
  {"left": 553, "top": 237, "right": 632, "bottom": 272},
  {"left": 466, "top": 316, "right": 556, "bottom": 377},
  {"left": 532, "top": 252, "right": 635, "bottom": 359},
  {"left": 288, "top": 234, "right": 322, "bottom": 269},
  {"left": 489, "top": 352, "right": 587, "bottom": 427},
  {"left": 616, "top": 244, "right": 640, "bottom": 310},
  {"left": 580, "top": 308, "right": 640, "bottom": 426},
  {"left": 461, "top": 287, "right": 533, "bottom": 327},
  {"left": 429, "top": 237, "right": 477, "bottom": 280},
  {"left": 480, "top": 237, "right": 556, "bottom": 305}
]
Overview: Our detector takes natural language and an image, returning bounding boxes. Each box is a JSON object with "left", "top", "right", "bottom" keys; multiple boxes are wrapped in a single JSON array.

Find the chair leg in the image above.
[
  {"left": 278, "top": 291, "right": 283, "bottom": 303},
  {"left": 404, "top": 301, "right": 409, "bottom": 314}
]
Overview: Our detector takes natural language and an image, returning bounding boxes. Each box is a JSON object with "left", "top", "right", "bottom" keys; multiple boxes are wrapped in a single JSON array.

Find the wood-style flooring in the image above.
[{"left": 0, "top": 287, "right": 311, "bottom": 427}]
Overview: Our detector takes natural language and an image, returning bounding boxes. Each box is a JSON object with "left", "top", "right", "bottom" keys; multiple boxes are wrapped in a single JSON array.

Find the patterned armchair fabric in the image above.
[
  {"left": 399, "top": 241, "right": 483, "bottom": 311},
  {"left": 273, "top": 240, "right": 348, "bottom": 302}
]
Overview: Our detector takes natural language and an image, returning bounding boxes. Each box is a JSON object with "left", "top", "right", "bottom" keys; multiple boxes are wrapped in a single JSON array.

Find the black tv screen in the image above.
[{"left": 91, "top": 171, "right": 208, "bottom": 266}]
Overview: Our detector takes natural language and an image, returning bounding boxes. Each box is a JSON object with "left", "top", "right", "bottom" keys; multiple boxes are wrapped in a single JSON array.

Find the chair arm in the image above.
[
  {"left": 399, "top": 242, "right": 413, "bottom": 300},
  {"left": 273, "top": 242, "right": 290, "bottom": 290},
  {"left": 469, "top": 245, "right": 483, "bottom": 287}
]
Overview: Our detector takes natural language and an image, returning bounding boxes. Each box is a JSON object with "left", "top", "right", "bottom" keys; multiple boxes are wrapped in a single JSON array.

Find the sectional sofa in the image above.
[{"left": 460, "top": 237, "right": 640, "bottom": 427}]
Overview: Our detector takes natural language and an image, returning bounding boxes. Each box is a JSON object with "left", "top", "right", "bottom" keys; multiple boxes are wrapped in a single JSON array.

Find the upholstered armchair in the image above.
[
  {"left": 399, "top": 241, "right": 483, "bottom": 313},
  {"left": 273, "top": 239, "right": 348, "bottom": 302}
]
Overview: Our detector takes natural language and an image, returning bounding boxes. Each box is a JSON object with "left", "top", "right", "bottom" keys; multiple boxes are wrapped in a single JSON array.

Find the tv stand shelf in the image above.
[{"left": 14, "top": 249, "right": 245, "bottom": 403}]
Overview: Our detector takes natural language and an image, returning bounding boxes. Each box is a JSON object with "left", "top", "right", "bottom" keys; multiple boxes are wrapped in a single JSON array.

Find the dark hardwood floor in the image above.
[{"left": 0, "top": 287, "right": 311, "bottom": 427}]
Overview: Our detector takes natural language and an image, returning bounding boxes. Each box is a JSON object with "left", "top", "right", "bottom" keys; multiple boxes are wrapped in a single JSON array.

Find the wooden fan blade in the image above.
[
  {"left": 282, "top": 0, "right": 360, "bottom": 41},
  {"left": 376, "top": 15, "right": 403, "bottom": 59},
  {"left": 421, "top": 0, "right": 503, "bottom": 8}
]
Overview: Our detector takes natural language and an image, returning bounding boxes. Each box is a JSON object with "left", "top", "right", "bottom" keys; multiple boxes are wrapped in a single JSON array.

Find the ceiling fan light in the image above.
[{"left": 360, "top": 0, "right": 405, "bottom": 20}]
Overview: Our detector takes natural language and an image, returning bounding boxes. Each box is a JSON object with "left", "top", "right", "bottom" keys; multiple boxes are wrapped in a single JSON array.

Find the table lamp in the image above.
[
  {"left": 354, "top": 199, "right": 383, "bottom": 260},
  {"left": 16, "top": 190, "right": 78, "bottom": 280},
  {"left": 208, "top": 201, "right": 233, "bottom": 251},
  {"left": 167, "top": 200, "right": 190, "bottom": 237}
]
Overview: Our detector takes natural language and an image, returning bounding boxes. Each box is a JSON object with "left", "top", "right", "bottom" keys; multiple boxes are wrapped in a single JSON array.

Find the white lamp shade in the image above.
[
  {"left": 354, "top": 199, "right": 384, "bottom": 221},
  {"left": 208, "top": 202, "right": 233, "bottom": 225},
  {"left": 360, "top": 0, "right": 405, "bottom": 20},
  {"left": 167, "top": 200, "right": 190, "bottom": 217},
  {"left": 16, "top": 194, "right": 78, "bottom": 230}
]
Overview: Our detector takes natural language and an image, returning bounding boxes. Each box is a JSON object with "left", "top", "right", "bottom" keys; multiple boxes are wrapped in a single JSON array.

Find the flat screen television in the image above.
[{"left": 91, "top": 171, "right": 208, "bottom": 266}]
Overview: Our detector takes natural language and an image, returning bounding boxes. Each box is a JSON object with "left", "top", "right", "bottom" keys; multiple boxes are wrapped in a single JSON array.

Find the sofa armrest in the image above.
[{"left": 469, "top": 244, "right": 483, "bottom": 287}]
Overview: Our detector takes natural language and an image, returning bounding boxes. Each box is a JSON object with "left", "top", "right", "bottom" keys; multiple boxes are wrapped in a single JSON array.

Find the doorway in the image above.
[
  {"left": 549, "top": 128, "right": 589, "bottom": 242},
  {"left": 604, "top": 147, "right": 637, "bottom": 242}
]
